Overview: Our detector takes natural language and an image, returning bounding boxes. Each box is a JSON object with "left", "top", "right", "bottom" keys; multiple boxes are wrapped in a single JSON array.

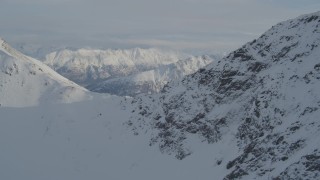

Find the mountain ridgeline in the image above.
[
  {"left": 43, "top": 48, "right": 218, "bottom": 96},
  {"left": 129, "top": 12, "right": 320, "bottom": 179},
  {"left": 0, "top": 38, "right": 90, "bottom": 107}
]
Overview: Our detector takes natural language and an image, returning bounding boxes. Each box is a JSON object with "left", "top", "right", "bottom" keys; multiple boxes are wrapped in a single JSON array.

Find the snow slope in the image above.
[
  {"left": 0, "top": 94, "right": 230, "bottom": 180},
  {"left": 0, "top": 40, "right": 221, "bottom": 180},
  {"left": 130, "top": 11, "right": 320, "bottom": 179},
  {"left": 0, "top": 38, "right": 90, "bottom": 107},
  {"left": 0, "top": 39, "right": 223, "bottom": 180},
  {"left": 43, "top": 48, "right": 218, "bottom": 96}
]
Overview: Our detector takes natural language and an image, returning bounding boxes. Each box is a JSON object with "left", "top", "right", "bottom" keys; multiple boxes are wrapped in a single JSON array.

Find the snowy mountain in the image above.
[
  {"left": 0, "top": 39, "right": 223, "bottom": 180},
  {"left": 0, "top": 38, "right": 90, "bottom": 107},
  {"left": 1, "top": 11, "right": 320, "bottom": 180},
  {"left": 43, "top": 48, "right": 217, "bottom": 96},
  {"left": 89, "top": 55, "right": 214, "bottom": 96},
  {"left": 0, "top": 94, "right": 225, "bottom": 180},
  {"left": 129, "top": 11, "right": 320, "bottom": 179}
]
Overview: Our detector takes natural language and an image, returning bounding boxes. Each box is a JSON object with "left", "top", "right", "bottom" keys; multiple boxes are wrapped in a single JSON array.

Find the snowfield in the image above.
[
  {"left": 0, "top": 94, "right": 225, "bottom": 180},
  {"left": 0, "top": 38, "right": 224, "bottom": 180}
]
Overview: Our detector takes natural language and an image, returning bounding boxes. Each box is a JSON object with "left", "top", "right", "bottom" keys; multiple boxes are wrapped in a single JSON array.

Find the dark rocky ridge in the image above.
[{"left": 128, "top": 11, "right": 320, "bottom": 179}]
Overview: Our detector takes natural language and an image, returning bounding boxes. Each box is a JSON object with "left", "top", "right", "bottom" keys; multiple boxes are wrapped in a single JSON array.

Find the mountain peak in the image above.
[
  {"left": 129, "top": 11, "right": 320, "bottom": 179},
  {"left": 0, "top": 39, "right": 90, "bottom": 107},
  {"left": 297, "top": 10, "right": 320, "bottom": 20}
]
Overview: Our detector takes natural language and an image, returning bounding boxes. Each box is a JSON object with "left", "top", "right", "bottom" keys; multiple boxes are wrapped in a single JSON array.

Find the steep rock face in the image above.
[
  {"left": 129, "top": 12, "right": 320, "bottom": 179},
  {"left": 43, "top": 48, "right": 218, "bottom": 96},
  {"left": 0, "top": 38, "right": 90, "bottom": 107}
]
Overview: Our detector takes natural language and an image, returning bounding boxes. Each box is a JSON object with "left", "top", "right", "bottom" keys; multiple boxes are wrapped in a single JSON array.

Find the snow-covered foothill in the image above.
[{"left": 0, "top": 38, "right": 90, "bottom": 107}]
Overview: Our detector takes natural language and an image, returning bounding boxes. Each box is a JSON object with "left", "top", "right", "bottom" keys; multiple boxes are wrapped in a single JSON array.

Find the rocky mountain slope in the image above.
[
  {"left": 0, "top": 38, "right": 225, "bottom": 180},
  {"left": 129, "top": 11, "right": 320, "bottom": 179},
  {"left": 0, "top": 40, "right": 223, "bottom": 180},
  {"left": 43, "top": 48, "right": 217, "bottom": 96},
  {"left": 0, "top": 38, "right": 90, "bottom": 107}
]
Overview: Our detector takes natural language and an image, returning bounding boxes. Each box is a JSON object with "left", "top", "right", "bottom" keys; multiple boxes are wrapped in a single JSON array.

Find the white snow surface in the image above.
[
  {"left": 0, "top": 38, "right": 90, "bottom": 107},
  {"left": 0, "top": 94, "right": 229, "bottom": 180},
  {"left": 0, "top": 39, "right": 222, "bottom": 180},
  {"left": 0, "top": 38, "right": 225, "bottom": 180}
]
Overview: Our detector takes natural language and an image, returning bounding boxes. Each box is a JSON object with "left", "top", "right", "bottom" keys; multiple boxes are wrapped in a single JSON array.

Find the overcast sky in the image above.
[{"left": 1, "top": 0, "right": 320, "bottom": 54}]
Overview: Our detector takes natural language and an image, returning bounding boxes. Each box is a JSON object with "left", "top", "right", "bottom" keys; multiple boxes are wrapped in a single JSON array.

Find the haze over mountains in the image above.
[
  {"left": 42, "top": 48, "right": 218, "bottom": 96},
  {"left": 0, "top": 11, "right": 320, "bottom": 180}
]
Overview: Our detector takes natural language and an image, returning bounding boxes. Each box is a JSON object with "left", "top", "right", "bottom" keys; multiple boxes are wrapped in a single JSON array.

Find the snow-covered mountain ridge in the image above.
[
  {"left": 88, "top": 55, "right": 214, "bottom": 96},
  {"left": 43, "top": 48, "right": 218, "bottom": 96},
  {"left": 129, "top": 11, "right": 320, "bottom": 179},
  {"left": 0, "top": 38, "right": 90, "bottom": 107},
  {"left": 0, "top": 38, "right": 223, "bottom": 180}
]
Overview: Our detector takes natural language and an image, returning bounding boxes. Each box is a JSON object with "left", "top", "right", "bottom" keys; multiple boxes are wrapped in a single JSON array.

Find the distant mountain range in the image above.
[{"left": 41, "top": 48, "right": 220, "bottom": 96}]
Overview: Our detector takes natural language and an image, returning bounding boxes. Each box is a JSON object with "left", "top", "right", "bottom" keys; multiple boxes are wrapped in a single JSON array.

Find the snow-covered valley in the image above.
[
  {"left": 0, "top": 36, "right": 227, "bottom": 180},
  {"left": 0, "top": 94, "right": 229, "bottom": 180},
  {"left": 5, "top": 93, "right": 317, "bottom": 180},
  {"left": 1, "top": 11, "right": 320, "bottom": 180}
]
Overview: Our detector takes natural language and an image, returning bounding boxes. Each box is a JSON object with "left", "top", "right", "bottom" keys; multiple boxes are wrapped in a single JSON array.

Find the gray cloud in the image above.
[{"left": 1, "top": 0, "right": 320, "bottom": 53}]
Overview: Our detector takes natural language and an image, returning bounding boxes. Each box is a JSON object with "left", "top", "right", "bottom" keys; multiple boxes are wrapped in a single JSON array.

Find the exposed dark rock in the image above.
[{"left": 128, "top": 11, "right": 320, "bottom": 179}]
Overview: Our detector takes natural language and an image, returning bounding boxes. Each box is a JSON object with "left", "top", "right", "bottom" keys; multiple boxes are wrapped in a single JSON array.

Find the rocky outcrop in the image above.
[{"left": 129, "top": 11, "right": 320, "bottom": 179}]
